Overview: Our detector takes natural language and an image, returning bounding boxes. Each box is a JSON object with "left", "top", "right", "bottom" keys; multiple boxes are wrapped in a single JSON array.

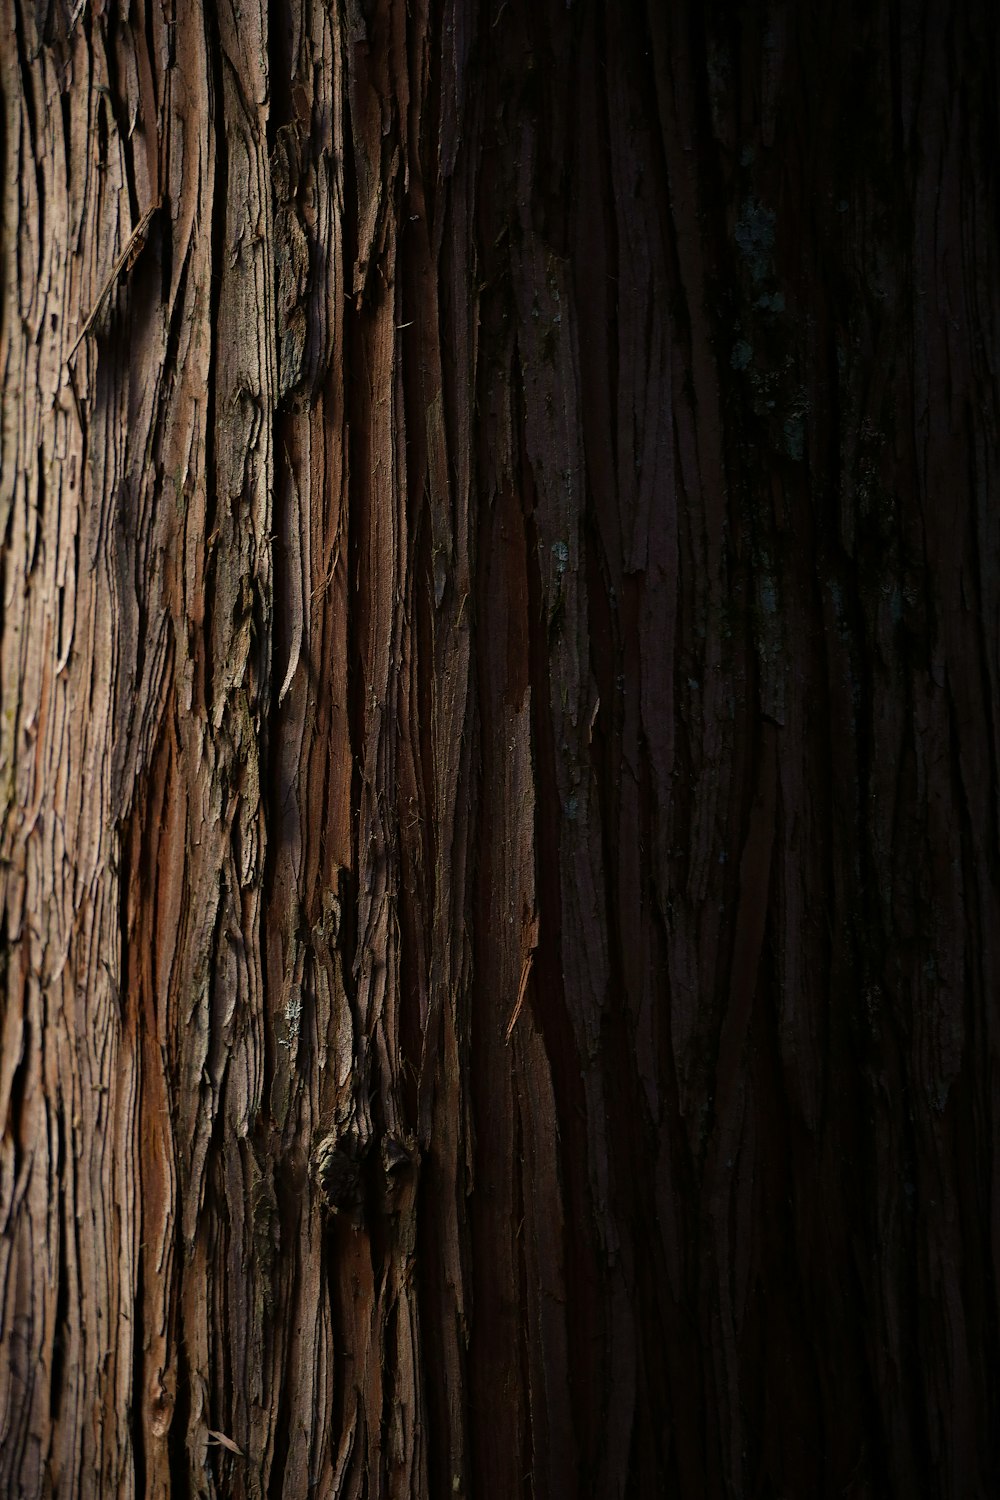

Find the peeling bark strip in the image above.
[{"left": 1, "top": 0, "right": 999, "bottom": 1496}]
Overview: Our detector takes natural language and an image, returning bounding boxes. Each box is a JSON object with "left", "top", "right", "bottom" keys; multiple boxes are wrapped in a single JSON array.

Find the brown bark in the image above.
[{"left": 1, "top": 0, "right": 998, "bottom": 1496}]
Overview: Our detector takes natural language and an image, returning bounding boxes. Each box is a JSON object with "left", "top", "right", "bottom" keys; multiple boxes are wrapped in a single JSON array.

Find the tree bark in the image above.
[{"left": 1, "top": 0, "right": 998, "bottom": 1496}]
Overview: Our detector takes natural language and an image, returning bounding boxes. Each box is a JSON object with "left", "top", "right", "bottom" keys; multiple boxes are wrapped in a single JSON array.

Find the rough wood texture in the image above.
[{"left": 1, "top": 0, "right": 998, "bottom": 1496}]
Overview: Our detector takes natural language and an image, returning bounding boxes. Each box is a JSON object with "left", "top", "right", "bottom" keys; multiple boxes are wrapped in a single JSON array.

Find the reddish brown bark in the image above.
[{"left": 1, "top": 0, "right": 998, "bottom": 1496}]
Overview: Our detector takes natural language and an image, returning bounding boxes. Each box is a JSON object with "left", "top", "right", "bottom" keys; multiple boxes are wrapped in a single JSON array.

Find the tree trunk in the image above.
[{"left": 1, "top": 0, "right": 998, "bottom": 1495}]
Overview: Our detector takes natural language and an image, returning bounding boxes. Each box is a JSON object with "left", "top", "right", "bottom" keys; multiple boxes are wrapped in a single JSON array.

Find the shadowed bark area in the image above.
[{"left": 1, "top": 0, "right": 998, "bottom": 1496}]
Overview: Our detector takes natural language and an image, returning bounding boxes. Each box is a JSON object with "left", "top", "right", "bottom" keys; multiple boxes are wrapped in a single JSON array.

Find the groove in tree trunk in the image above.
[{"left": 1, "top": 1, "right": 998, "bottom": 1496}]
